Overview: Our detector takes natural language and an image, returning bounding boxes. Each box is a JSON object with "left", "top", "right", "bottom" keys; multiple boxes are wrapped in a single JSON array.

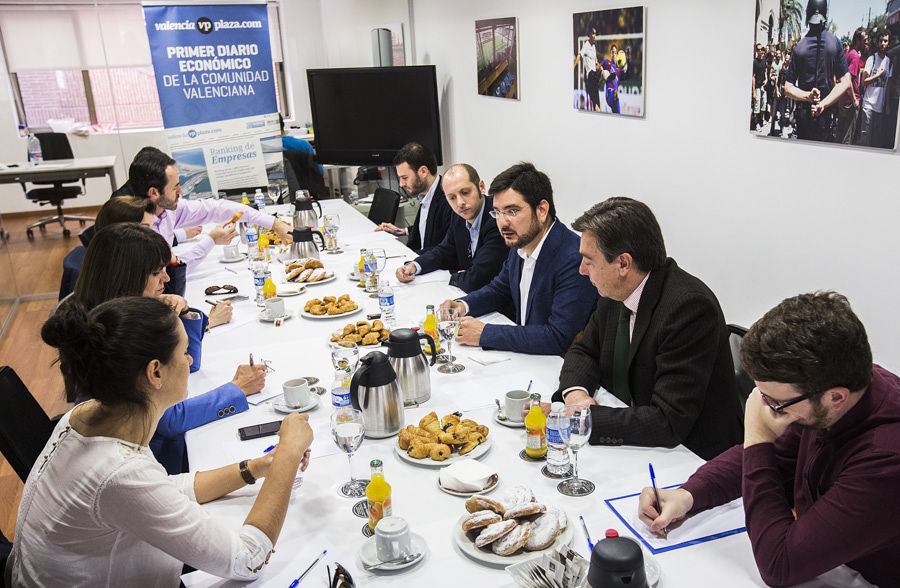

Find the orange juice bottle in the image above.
[
  {"left": 366, "top": 459, "right": 392, "bottom": 531},
  {"left": 525, "top": 393, "right": 547, "bottom": 458},
  {"left": 257, "top": 232, "right": 270, "bottom": 260},
  {"left": 358, "top": 249, "right": 367, "bottom": 287},
  {"left": 423, "top": 304, "right": 441, "bottom": 354},
  {"left": 262, "top": 277, "right": 276, "bottom": 300}
]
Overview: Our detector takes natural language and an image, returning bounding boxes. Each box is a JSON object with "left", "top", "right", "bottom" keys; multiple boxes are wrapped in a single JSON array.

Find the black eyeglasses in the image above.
[
  {"left": 758, "top": 388, "right": 815, "bottom": 413},
  {"left": 330, "top": 562, "right": 354, "bottom": 588}
]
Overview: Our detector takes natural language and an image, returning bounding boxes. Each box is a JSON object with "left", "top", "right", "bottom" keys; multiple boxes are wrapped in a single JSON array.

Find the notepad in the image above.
[{"left": 604, "top": 484, "right": 746, "bottom": 554}]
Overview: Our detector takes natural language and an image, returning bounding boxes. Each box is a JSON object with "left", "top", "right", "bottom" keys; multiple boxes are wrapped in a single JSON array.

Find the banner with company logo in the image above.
[{"left": 143, "top": 3, "right": 279, "bottom": 197}]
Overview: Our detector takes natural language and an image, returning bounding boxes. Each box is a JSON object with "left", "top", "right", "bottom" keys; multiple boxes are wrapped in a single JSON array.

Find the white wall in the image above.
[{"left": 410, "top": 0, "right": 900, "bottom": 369}]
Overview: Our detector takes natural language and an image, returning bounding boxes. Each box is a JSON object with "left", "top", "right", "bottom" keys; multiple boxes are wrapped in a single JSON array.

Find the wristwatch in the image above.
[{"left": 239, "top": 459, "right": 256, "bottom": 485}]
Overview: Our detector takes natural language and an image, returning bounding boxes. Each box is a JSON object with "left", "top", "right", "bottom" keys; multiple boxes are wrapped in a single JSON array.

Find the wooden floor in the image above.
[{"left": 0, "top": 208, "right": 98, "bottom": 538}]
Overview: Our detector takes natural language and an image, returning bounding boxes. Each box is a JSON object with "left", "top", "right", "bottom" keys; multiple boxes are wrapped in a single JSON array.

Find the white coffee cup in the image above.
[
  {"left": 375, "top": 516, "right": 411, "bottom": 562},
  {"left": 282, "top": 378, "right": 311, "bottom": 408},
  {"left": 505, "top": 390, "right": 530, "bottom": 422},
  {"left": 223, "top": 243, "right": 241, "bottom": 260},
  {"left": 264, "top": 296, "right": 285, "bottom": 319}
]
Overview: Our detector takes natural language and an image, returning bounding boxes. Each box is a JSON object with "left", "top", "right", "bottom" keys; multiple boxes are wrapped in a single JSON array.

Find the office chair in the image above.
[
  {"left": 368, "top": 188, "right": 401, "bottom": 225},
  {"left": 0, "top": 366, "right": 56, "bottom": 482},
  {"left": 283, "top": 150, "right": 328, "bottom": 200},
  {"left": 727, "top": 324, "right": 755, "bottom": 413},
  {"left": 21, "top": 133, "right": 94, "bottom": 239}
]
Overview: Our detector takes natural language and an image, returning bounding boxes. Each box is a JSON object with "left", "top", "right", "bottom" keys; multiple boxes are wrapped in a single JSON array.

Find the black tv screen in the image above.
[{"left": 306, "top": 66, "right": 443, "bottom": 166}]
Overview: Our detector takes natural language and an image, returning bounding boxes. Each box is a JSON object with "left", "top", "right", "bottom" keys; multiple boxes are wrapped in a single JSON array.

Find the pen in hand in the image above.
[
  {"left": 249, "top": 353, "right": 254, "bottom": 367},
  {"left": 649, "top": 463, "right": 668, "bottom": 539}
]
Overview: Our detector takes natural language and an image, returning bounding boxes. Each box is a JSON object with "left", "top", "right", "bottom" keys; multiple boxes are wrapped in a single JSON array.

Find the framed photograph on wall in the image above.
[
  {"left": 476, "top": 17, "right": 519, "bottom": 100},
  {"left": 751, "top": 0, "right": 899, "bottom": 150},
  {"left": 573, "top": 6, "right": 646, "bottom": 117}
]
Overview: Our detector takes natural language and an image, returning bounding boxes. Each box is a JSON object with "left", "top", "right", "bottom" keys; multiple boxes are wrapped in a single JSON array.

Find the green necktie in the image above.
[{"left": 612, "top": 303, "right": 632, "bottom": 404}]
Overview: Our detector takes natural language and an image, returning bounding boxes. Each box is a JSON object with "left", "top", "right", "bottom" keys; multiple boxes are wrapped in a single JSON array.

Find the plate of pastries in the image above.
[
  {"left": 284, "top": 258, "right": 336, "bottom": 285},
  {"left": 395, "top": 412, "right": 492, "bottom": 467},
  {"left": 330, "top": 320, "right": 391, "bottom": 347},
  {"left": 300, "top": 294, "right": 361, "bottom": 319},
  {"left": 455, "top": 485, "right": 572, "bottom": 566}
]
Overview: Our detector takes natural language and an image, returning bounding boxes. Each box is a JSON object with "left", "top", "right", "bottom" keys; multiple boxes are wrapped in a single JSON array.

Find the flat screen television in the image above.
[{"left": 306, "top": 65, "right": 443, "bottom": 166}]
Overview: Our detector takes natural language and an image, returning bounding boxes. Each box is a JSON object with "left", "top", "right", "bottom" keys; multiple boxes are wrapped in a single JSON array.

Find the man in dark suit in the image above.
[
  {"left": 441, "top": 162, "right": 597, "bottom": 356},
  {"left": 551, "top": 197, "right": 743, "bottom": 460},
  {"left": 395, "top": 163, "right": 507, "bottom": 293},
  {"left": 374, "top": 142, "right": 452, "bottom": 253}
]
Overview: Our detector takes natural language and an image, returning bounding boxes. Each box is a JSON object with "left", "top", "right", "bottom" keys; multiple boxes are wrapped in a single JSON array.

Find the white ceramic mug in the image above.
[
  {"left": 223, "top": 243, "right": 241, "bottom": 260},
  {"left": 282, "top": 378, "right": 311, "bottom": 408},
  {"left": 264, "top": 296, "right": 285, "bottom": 319},
  {"left": 505, "top": 390, "right": 530, "bottom": 422},
  {"left": 375, "top": 516, "right": 411, "bottom": 562}
]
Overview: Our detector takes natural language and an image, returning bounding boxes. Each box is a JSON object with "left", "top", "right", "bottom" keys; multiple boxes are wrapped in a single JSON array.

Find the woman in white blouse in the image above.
[{"left": 7, "top": 296, "right": 313, "bottom": 587}]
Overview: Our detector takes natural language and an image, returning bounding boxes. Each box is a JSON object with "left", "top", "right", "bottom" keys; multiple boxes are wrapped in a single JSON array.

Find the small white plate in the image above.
[
  {"left": 438, "top": 473, "right": 500, "bottom": 497},
  {"left": 494, "top": 411, "right": 525, "bottom": 428},
  {"left": 359, "top": 533, "right": 427, "bottom": 571},
  {"left": 394, "top": 437, "right": 493, "bottom": 468},
  {"left": 258, "top": 310, "right": 292, "bottom": 323},
  {"left": 348, "top": 272, "right": 365, "bottom": 281},
  {"left": 300, "top": 306, "right": 363, "bottom": 320},
  {"left": 219, "top": 254, "right": 246, "bottom": 263},
  {"left": 276, "top": 285, "right": 306, "bottom": 297},
  {"left": 272, "top": 394, "right": 319, "bottom": 414}
]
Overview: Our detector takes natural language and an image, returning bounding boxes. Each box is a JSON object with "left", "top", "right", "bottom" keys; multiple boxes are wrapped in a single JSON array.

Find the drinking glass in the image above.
[
  {"left": 436, "top": 307, "right": 464, "bottom": 374},
  {"left": 330, "top": 340, "right": 360, "bottom": 374},
  {"left": 367, "top": 248, "right": 386, "bottom": 298},
  {"left": 267, "top": 182, "right": 280, "bottom": 205},
  {"left": 324, "top": 214, "right": 341, "bottom": 254},
  {"left": 331, "top": 407, "right": 368, "bottom": 497},
  {"left": 557, "top": 405, "right": 595, "bottom": 496}
]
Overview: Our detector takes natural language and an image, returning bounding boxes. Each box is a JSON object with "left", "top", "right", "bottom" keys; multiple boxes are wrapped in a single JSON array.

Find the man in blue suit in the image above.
[
  {"left": 441, "top": 162, "right": 597, "bottom": 356},
  {"left": 395, "top": 163, "right": 508, "bottom": 293}
]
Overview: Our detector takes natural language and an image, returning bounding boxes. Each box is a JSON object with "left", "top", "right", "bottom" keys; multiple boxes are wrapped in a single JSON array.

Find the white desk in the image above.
[
  {"left": 182, "top": 201, "right": 764, "bottom": 587},
  {"left": 0, "top": 156, "right": 117, "bottom": 192}
]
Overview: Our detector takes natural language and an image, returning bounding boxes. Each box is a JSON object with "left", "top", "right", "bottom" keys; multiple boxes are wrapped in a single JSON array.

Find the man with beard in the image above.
[
  {"left": 440, "top": 162, "right": 596, "bottom": 355},
  {"left": 395, "top": 163, "right": 507, "bottom": 293},
  {"left": 375, "top": 142, "right": 452, "bottom": 253},
  {"left": 638, "top": 292, "right": 900, "bottom": 587}
]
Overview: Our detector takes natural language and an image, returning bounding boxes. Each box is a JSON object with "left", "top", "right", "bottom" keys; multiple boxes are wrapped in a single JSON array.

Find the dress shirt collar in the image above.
[
  {"left": 466, "top": 199, "right": 485, "bottom": 233},
  {"left": 419, "top": 174, "right": 439, "bottom": 204},
  {"left": 517, "top": 220, "right": 555, "bottom": 263},
  {"left": 623, "top": 272, "right": 650, "bottom": 315}
]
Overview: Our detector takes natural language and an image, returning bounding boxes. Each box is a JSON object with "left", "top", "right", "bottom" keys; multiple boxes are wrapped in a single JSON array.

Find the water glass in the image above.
[
  {"left": 436, "top": 307, "right": 464, "bottom": 374},
  {"left": 557, "top": 404, "right": 595, "bottom": 496},
  {"left": 331, "top": 407, "right": 368, "bottom": 497},
  {"left": 267, "top": 182, "right": 281, "bottom": 205},
  {"left": 324, "top": 214, "right": 341, "bottom": 254},
  {"left": 330, "top": 340, "right": 360, "bottom": 375},
  {"left": 366, "top": 248, "right": 386, "bottom": 298}
]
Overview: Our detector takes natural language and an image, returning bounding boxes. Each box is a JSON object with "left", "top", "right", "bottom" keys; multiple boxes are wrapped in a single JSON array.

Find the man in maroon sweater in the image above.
[{"left": 638, "top": 291, "right": 900, "bottom": 587}]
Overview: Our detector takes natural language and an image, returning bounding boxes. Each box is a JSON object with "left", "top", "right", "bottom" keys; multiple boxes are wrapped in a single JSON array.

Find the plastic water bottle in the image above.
[
  {"left": 331, "top": 369, "right": 351, "bottom": 408},
  {"left": 252, "top": 259, "right": 268, "bottom": 307},
  {"left": 245, "top": 224, "right": 261, "bottom": 263},
  {"left": 27, "top": 134, "right": 42, "bottom": 164},
  {"left": 546, "top": 402, "right": 571, "bottom": 476},
  {"left": 378, "top": 282, "right": 395, "bottom": 326},
  {"left": 254, "top": 188, "right": 266, "bottom": 213}
]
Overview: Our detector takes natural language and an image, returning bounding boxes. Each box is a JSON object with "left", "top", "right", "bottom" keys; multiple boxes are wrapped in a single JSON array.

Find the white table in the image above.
[
  {"left": 182, "top": 201, "right": 764, "bottom": 587},
  {"left": 0, "top": 156, "right": 118, "bottom": 191}
]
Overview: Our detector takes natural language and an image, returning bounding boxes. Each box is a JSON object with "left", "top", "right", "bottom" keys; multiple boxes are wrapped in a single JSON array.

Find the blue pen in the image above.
[
  {"left": 263, "top": 445, "right": 276, "bottom": 453},
  {"left": 288, "top": 549, "right": 326, "bottom": 588},
  {"left": 649, "top": 463, "right": 668, "bottom": 539},
  {"left": 579, "top": 515, "right": 593, "bottom": 551}
]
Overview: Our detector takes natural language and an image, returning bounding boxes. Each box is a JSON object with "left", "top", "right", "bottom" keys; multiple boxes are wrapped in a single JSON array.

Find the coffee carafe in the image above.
[
  {"left": 292, "top": 194, "right": 322, "bottom": 229},
  {"left": 290, "top": 227, "right": 324, "bottom": 260},
  {"left": 381, "top": 328, "right": 436, "bottom": 406},
  {"left": 349, "top": 351, "right": 404, "bottom": 438}
]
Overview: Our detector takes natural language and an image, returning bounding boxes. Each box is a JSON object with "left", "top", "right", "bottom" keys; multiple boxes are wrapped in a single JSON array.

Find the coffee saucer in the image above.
[
  {"left": 272, "top": 394, "right": 319, "bottom": 414},
  {"left": 359, "top": 533, "right": 427, "bottom": 571},
  {"left": 219, "top": 254, "right": 246, "bottom": 263},
  {"left": 258, "top": 310, "right": 292, "bottom": 323},
  {"left": 494, "top": 410, "right": 525, "bottom": 428}
]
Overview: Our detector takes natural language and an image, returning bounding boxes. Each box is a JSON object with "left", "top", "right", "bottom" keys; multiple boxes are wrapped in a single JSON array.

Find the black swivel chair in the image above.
[
  {"left": 367, "top": 188, "right": 401, "bottom": 225},
  {"left": 0, "top": 366, "right": 56, "bottom": 482},
  {"left": 283, "top": 150, "right": 328, "bottom": 201},
  {"left": 21, "top": 133, "right": 94, "bottom": 239},
  {"left": 727, "top": 324, "right": 755, "bottom": 413}
]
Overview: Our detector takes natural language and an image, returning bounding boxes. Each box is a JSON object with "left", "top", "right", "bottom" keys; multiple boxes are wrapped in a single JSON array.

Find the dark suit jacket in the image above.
[
  {"left": 552, "top": 258, "right": 743, "bottom": 460},
  {"left": 414, "top": 197, "right": 508, "bottom": 293},
  {"left": 406, "top": 176, "right": 453, "bottom": 253},
  {"left": 462, "top": 221, "right": 597, "bottom": 355}
]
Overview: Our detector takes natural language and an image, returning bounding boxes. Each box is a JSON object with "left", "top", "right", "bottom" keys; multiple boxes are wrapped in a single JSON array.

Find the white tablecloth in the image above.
[{"left": 182, "top": 201, "right": 765, "bottom": 587}]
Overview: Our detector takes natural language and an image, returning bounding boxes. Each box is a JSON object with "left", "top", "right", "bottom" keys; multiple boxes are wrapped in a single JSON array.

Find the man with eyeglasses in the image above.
[
  {"left": 440, "top": 162, "right": 596, "bottom": 355},
  {"left": 638, "top": 292, "right": 900, "bottom": 587},
  {"left": 549, "top": 198, "right": 742, "bottom": 460},
  {"left": 394, "top": 163, "right": 507, "bottom": 293}
]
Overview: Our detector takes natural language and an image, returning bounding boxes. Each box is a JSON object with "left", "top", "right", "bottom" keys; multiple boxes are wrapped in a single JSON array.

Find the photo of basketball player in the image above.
[{"left": 572, "top": 6, "right": 646, "bottom": 117}]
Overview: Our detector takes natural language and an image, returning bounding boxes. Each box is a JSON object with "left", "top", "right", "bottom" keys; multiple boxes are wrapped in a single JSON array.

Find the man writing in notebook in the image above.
[{"left": 639, "top": 292, "right": 900, "bottom": 587}]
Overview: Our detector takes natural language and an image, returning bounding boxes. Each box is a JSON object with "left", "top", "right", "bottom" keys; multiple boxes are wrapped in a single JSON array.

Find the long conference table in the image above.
[{"left": 181, "top": 200, "right": 765, "bottom": 587}]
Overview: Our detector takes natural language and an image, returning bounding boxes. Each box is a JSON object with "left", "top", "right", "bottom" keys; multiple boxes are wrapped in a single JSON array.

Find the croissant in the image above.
[
  {"left": 342, "top": 324, "right": 356, "bottom": 336},
  {"left": 398, "top": 429, "right": 413, "bottom": 450},
  {"left": 441, "top": 414, "right": 461, "bottom": 429},
  {"left": 357, "top": 325, "right": 372, "bottom": 336},
  {"left": 459, "top": 440, "right": 480, "bottom": 455},
  {"left": 406, "top": 440, "right": 432, "bottom": 459},
  {"left": 372, "top": 320, "right": 384, "bottom": 331},
  {"left": 362, "top": 332, "right": 380, "bottom": 345},
  {"left": 323, "top": 296, "right": 336, "bottom": 304}
]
